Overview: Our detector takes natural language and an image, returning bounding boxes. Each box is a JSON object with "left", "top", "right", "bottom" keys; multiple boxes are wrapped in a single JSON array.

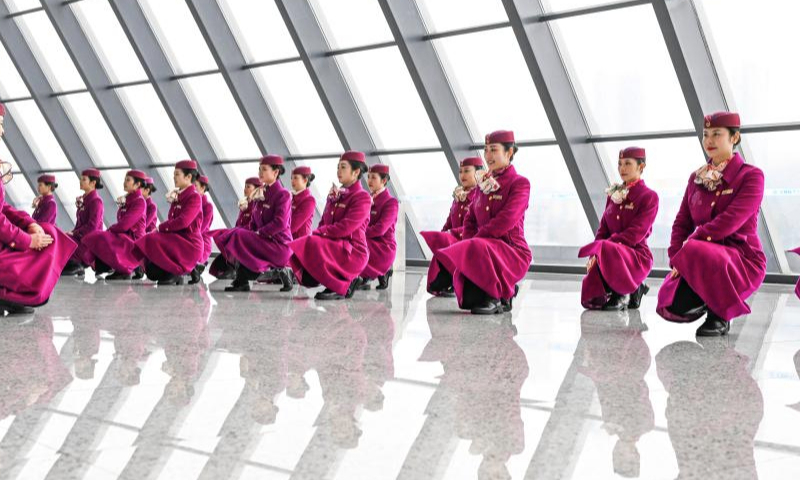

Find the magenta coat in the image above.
[
  {"left": 420, "top": 188, "right": 477, "bottom": 263},
  {"left": 199, "top": 194, "right": 213, "bottom": 263},
  {"left": 578, "top": 181, "right": 659, "bottom": 308},
  {"left": 134, "top": 185, "right": 203, "bottom": 275},
  {"left": 214, "top": 181, "right": 292, "bottom": 273},
  {"left": 428, "top": 165, "right": 531, "bottom": 304},
  {"left": 0, "top": 181, "right": 76, "bottom": 306},
  {"left": 791, "top": 247, "right": 800, "bottom": 299},
  {"left": 32, "top": 195, "right": 57, "bottom": 225},
  {"left": 290, "top": 180, "right": 371, "bottom": 296},
  {"left": 291, "top": 188, "right": 315, "bottom": 240},
  {"left": 145, "top": 196, "right": 158, "bottom": 233},
  {"left": 81, "top": 189, "right": 146, "bottom": 275},
  {"left": 657, "top": 153, "right": 766, "bottom": 321},
  {"left": 235, "top": 200, "right": 255, "bottom": 228},
  {"left": 69, "top": 189, "right": 104, "bottom": 264},
  {"left": 361, "top": 189, "right": 399, "bottom": 279}
]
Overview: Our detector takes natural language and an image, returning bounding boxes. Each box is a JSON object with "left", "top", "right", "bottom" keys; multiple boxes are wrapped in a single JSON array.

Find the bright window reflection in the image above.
[
  {"left": 180, "top": 74, "right": 260, "bottom": 160},
  {"left": 217, "top": 0, "right": 298, "bottom": 63},
  {"left": 543, "top": 0, "right": 612, "bottom": 11},
  {"left": 116, "top": 85, "right": 189, "bottom": 165},
  {"left": 337, "top": 47, "right": 439, "bottom": 150},
  {"left": 252, "top": 62, "right": 342, "bottom": 155},
  {"left": 9, "top": 100, "right": 72, "bottom": 171},
  {"left": 51, "top": 171, "right": 82, "bottom": 223},
  {"left": 72, "top": 0, "right": 148, "bottom": 84},
  {"left": 416, "top": 0, "right": 507, "bottom": 33},
  {"left": 552, "top": 6, "right": 693, "bottom": 134},
  {"left": 99, "top": 168, "right": 129, "bottom": 200},
  {"left": 295, "top": 158, "right": 340, "bottom": 212},
  {"left": 309, "top": 0, "right": 393, "bottom": 50},
  {"left": 14, "top": 12, "right": 86, "bottom": 92},
  {"left": 0, "top": 42, "right": 30, "bottom": 98},
  {"left": 4, "top": 0, "right": 39, "bottom": 13},
  {"left": 0, "top": 141, "right": 35, "bottom": 209},
  {"left": 138, "top": 0, "right": 217, "bottom": 74},
  {"left": 60, "top": 93, "right": 129, "bottom": 168},
  {"left": 698, "top": 0, "right": 800, "bottom": 124},
  {"left": 223, "top": 162, "right": 259, "bottom": 195},
  {"left": 434, "top": 28, "right": 554, "bottom": 141}
]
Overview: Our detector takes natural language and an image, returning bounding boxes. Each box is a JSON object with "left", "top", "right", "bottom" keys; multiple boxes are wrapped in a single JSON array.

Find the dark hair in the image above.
[
  {"left": 345, "top": 160, "right": 368, "bottom": 180},
  {"left": 302, "top": 173, "right": 315, "bottom": 186},
  {"left": 42, "top": 181, "right": 58, "bottom": 191},
  {"left": 726, "top": 127, "right": 742, "bottom": 147},
  {"left": 179, "top": 168, "right": 199, "bottom": 183},
  {"left": 376, "top": 172, "right": 390, "bottom": 183},
  {"left": 268, "top": 164, "right": 286, "bottom": 176},
  {"left": 88, "top": 175, "right": 104, "bottom": 190},
  {"left": 130, "top": 177, "right": 146, "bottom": 189},
  {"left": 145, "top": 183, "right": 157, "bottom": 194},
  {"left": 501, "top": 142, "right": 519, "bottom": 160}
]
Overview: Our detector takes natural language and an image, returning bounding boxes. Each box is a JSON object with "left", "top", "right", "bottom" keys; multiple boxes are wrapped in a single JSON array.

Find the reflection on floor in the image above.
[{"left": 1, "top": 268, "right": 799, "bottom": 480}]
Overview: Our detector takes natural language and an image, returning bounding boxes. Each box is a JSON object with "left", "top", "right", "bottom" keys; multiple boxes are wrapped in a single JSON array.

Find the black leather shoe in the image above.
[
  {"left": 376, "top": 269, "right": 393, "bottom": 290},
  {"left": 345, "top": 279, "right": 358, "bottom": 299},
  {"left": 696, "top": 312, "right": 730, "bottom": 337},
  {"left": 354, "top": 277, "right": 371, "bottom": 291},
  {"left": 0, "top": 299, "right": 35, "bottom": 315},
  {"left": 438, "top": 285, "right": 456, "bottom": 298},
  {"left": 106, "top": 271, "right": 132, "bottom": 281},
  {"left": 61, "top": 263, "right": 85, "bottom": 277},
  {"left": 471, "top": 298, "right": 504, "bottom": 315},
  {"left": 278, "top": 268, "right": 294, "bottom": 292},
  {"left": 157, "top": 275, "right": 184, "bottom": 286},
  {"left": 188, "top": 266, "right": 202, "bottom": 285},
  {"left": 225, "top": 281, "right": 251, "bottom": 292},
  {"left": 217, "top": 268, "right": 235, "bottom": 280},
  {"left": 628, "top": 283, "right": 650, "bottom": 309},
  {"left": 132, "top": 268, "right": 145, "bottom": 280},
  {"left": 602, "top": 293, "right": 629, "bottom": 311},
  {"left": 315, "top": 288, "right": 344, "bottom": 301},
  {"left": 501, "top": 285, "right": 520, "bottom": 313}
]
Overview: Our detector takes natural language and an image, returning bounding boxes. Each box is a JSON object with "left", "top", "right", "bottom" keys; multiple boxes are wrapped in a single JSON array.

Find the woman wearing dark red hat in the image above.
[
  {"left": 214, "top": 155, "right": 293, "bottom": 292},
  {"left": 355, "top": 164, "right": 398, "bottom": 291},
  {"left": 209, "top": 176, "right": 262, "bottom": 279},
  {"left": 134, "top": 160, "right": 204, "bottom": 285},
  {"left": 142, "top": 177, "right": 158, "bottom": 234},
  {"left": 63, "top": 169, "right": 105, "bottom": 276},
  {"left": 32, "top": 174, "right": 58, "bottom": 225},
  {"left": 289, "top": 151, "right": 372, "bottom": 300},
  {"left": 290, "top": 166, "right": 316, "bottom": 240},
  {"left": 428, "top": 130, "right": 531, "bottom": 314},
  {"left": 656, "top": 112, "right": 766, "bottom": 336},
  {"left": 80, "top": 170, "right": 148, "bottom": 280},
  {"left": 188, "top": 175, "right": 213, "bottom": 284},
  {"left": 420, "top": 156, "right": 484, "bottom": 297},
  {"left": 579, "top": 147, "right": 659, "bottom": 310}
]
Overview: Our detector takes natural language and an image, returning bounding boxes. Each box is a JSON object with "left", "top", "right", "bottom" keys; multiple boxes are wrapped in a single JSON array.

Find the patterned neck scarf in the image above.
[
  {"left": 166, "top": 188, "right": 180, "bottom": 204},
  {"left": 694, "top": 160, "right": 728, "bottom": 191},
  {"left": 605, "top": 179, "right": 640, "bottom": 204},
  {"left": 453, "top": 186, "right": 473, "bottom": 203},
  {"left": 477, "top": 170, "right": 501, "bottom": 195}
]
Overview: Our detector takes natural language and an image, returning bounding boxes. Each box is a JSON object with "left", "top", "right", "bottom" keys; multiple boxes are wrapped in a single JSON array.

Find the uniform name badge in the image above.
[
  {"left": 625, "top": 203, "right": 635, "bottom": 210},
  {"left": 722, "top": 189, "right": 734, "bottom": 195}
]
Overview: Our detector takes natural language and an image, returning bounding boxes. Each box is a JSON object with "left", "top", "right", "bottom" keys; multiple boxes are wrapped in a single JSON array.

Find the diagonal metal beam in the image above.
[
  {"left": 107, "top": 0, "right": 240, "bottom": 226},
  {"left": 40, "top": 0, "right": 170, "bottom": 221},
  {"left": 501, "top": 0, "right": 609, "bottom": 233},
  {"left": 377, "top": 0, "right": 474, "bottom": 181},
  {"left": 652, "top": 0, "right": 787, "bottom": 273},
  {"left": 1, "top": 114, "right": 74, "bottom": 229},
  {"left": 0, "top": 4, "right": 118, "bottom": 226}
]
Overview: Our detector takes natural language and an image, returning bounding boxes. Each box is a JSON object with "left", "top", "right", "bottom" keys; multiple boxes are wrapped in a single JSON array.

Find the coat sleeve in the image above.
[
  {"left": 72, "top": 198, "right": 104, "bottom": 239},
  {"left": 442, "top": 206, "right": 453, "bottom": 232},
  {"left": 159, "top": 194, "right": 201, "bottom": 232},
  {"left": 291, "top": 195, "right": 316, "bottom": 236},
  {"left": 318, "top": 197, "right": 335, "bottom": 228},
  {"left": 462, "top": 201, "right": 478, "bottom": 240},
  {"left": 202, "top": 200, "right": 214, "bottom": 231},
  {"left": 608, "top": 191, "right": 659, "bottom": 247},
  {"left": 365, "top": 197, "right": 398, "bottom": 238},
  {"left": 690, "top": 169, "right": 764, "bottom": 243},
  {"left": 314, "top": 192, "right": 371, "bottom": 239},
  {"left": 668, "top": 176, "right": 696, "bottom": 261},
  {"left": 256, "top": 190, "right": 291, "bottom": 239},
  {"left": 109, "top": 197, "right": 146, "bottom": 233},
  {"left": 0, "top": 203, "right": 33, "bottom": 250},
  {"left": 475, "top": 177, "right": 530, "bottom": 239}
]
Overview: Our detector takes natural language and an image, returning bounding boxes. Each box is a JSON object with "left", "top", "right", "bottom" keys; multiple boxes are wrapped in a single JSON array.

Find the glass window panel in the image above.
[
  {"left": 216, "top": 0, "right": 298, "bottom": 63},
  {"left": 295, "top": 158, "right": 340, "bottom": 209},
  {"left": 98, "top": 168, "right": 130, "bottom": 201},
  {"left": 14, "top": 12, "right": 86, "bottom": 92},
  {"left": 155, "top": 166, "right": 175, "bottom": 191},
  {"left": 205, "top": 195, "right": 226, "bottom": 230},
  {"left": 51, "top": 171, "right": 82, "bottom": 223},
  {"left": 59, "top": 93, "right": 129, "bottom": 168},
  {"left": 434, "top": 28, "right": 554, "bottom": 141},
  {"left": 116, "top": 85, "right": 189, "bottom": 164},
  {"left": 0, "top": 139, "right": 21, "bottom": 171},
  {"left": 222, "top": 162, "right": 258, "bottom": 195},
  {"left": 513, "top": 146, "right": 595, "bottom": 247},
  {"left": 309, "top": 0, "right": 393, "bottom": 50},
  {"left": 180, "top": 74, "right": 260, "bottom": 160},
  {"left": 138, "top": 0, "right": 217, "bottom": 74},
  {"left": 252, "top": 62, "right": 342, "bottom": 155},
  {"left": 593, "top": 138, "right": 707, "bottom": 250},
  {"left": 415, "top": 0, "right": 507, "bottom": 33},
  {"left": 337, "top": 47, "right": 439, "bottom": 149},
  {"left": 9, "top": 100, "right": 72, "bottom": 170},
  {"left": 0, "top": 141, "right": 35, "bottom": 209},
  {"left": 552, "top": 6, "right": 693, "bottom": 134},
  {"left": 698, "top": 0, "right": 800, "bottom": 124},
  {"left": 4, "top": 0, "right": 40, "bottom": 13},
  {"left": 543, "top": 0, "right": 611, "bottom": 11},
  {"left": 71, "top": 0, "right": 148, "bottom": 83},
  {"left": 0, "top": 42, "right": 30, "bottom": 98}
]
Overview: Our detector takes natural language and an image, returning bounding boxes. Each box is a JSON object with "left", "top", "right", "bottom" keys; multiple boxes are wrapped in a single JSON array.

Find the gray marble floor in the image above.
[{"left": 0, "top": 268, "right": 798, "bottom": 480}]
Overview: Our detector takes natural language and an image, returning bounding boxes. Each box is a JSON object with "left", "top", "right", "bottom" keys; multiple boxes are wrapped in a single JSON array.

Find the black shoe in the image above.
[
  {"left": 696, "top": 312, "right": 730, "bottom": 337},
  {"left": 438, "top": 285, "right": 456, "bottom": 298},
  {"left": 278, "top": 268, "right": 294, "bottom": 292},
  {"left": 0, "top": 299, "right": 35, "bottom": 315},
  {"left": 106, "top": 271, "right": 132, "bottom": 281},
  {"left": 157, "top": 275, "right": 184, "bottom": 286},
  {"left": 196, "top": 263, "right": 207, "bottom": 274},
  {"left": 315, "top": 288, "right": 344, "bottom": 301},
  {"left": 354, "top": 277, "right": 371, "bottom": 291},
  {"left": 501, "top": 285, "right": 520, "bottom": 313},
  {"left": 225, "top": 280, "right": 251, "bottom": 292},
  {"left": 471, "top": 298, "right": 504, "bottom": 315},
  {"left": 602, "top": 293, "right": 629, "bottom": 311},
  {"left": 217, "top": 268, "right": 236, "bottom": 280},
  {"left": 376, "top": 269, "right": 393, "bottom": 290},
  {"left": 61, "top": 263, "right": 85, "bottom": 277},
  {"left": 188, "top": 266, "right": 202, "bottom": 285},
  {"left": 345, "top": 279, "right": 358, "bottom": 299},
  {"left": 132, "top": 267, "right": 144, "bottom": 280},
  {"left": 628, "top": 283, "right": 650, "bottom": 309}
]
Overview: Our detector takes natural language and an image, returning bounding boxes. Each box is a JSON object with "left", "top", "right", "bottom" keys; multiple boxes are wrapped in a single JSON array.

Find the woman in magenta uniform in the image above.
[
  {"left": 791, "top": 247, "right": 800, "bottom": 299},
  {"left": 187, "top": 175, "right": 214, "bottom": 284},
  {"left": 421, "top": 156, "right": 484, "bottom": 297},
  {"left": 32, "top": 174, "right": 58, "bottom": 225},
  {"left": 355, "top": 164, "right": 398, "bottom": 291},
  {"left": 428, "top": 130, "right": 531, "bottom": 315},
  {"left": 578, "top": 147, "right": 659, "bottom": 310},
  {"left": 214, "top": 155, "right": 293, "bottom": 292},
  {"left": 0, "top": 157, "right": 76, "bottom": 314},
  {"left": 134, "top": 160, "right": 204, "bottom": 285},
  {"left": 62, "top": 169, "right": 105, "bottom": 276},
  {"left": 80, "top": 170, "right": 147, "bottom": 280},
  {"left": 289, "top": 151, "right": 371, "bottom": 300},
  {"left": 209, "top": 176, "right": 261, "bottom": 280},
  {"left": 290, "top": 166, "right": 316, "bottom": 240},
  {"left": 143, "top": 176, "right": 158, "bottom": 234},
  {"left": 656, "top": 112, "right": 767, "bottom": 337}
]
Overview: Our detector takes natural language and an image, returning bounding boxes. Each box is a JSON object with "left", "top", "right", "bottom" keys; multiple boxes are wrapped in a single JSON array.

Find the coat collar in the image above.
[
  {"left": 84, "top": 189, "right": 100, "bottom": 201},
  {"left": 293, "top": 188, "right": 311, "bottom": 200},
  {"left": 126, "top": 189, "right": 143, "bottom": 204},
  {"left": 719, "top": 152, "right": 744, "bottom": 185},
  {"left": 491, "top": 165, "right": 517, "bottom": 181},
  {"left": 178, "top": 184, "right": 197, "bottom": 201}
]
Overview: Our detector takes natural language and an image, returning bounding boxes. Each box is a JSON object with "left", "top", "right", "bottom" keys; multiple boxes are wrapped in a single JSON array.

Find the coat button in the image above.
[
  {"left": 716, "top": 191, "right": 721, "bottom": 197},
  {"left": 616, "top": 215, "right": 620, "bottom": 220},
  {"left": 711, "top": 201, "right": 716, "bottom": 207},
  {"left": 485, "top": 206, "right": 490, "bottom": 211},
  {"left": 706, "top": 236, "right": 712, "bottom": 241}
]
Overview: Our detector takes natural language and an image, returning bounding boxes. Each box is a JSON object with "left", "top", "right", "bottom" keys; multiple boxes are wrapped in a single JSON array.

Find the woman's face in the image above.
[
  {"left": 366, "top": 172, "right": 385, "bottom": 193},
  {"left": 291, "top": 174, "right": 308, "bottom": 192},
  {"left": 194, "top": 179, "right": 207, "bottom": 194},
  {"left": 244, "top": 183, "right": 257, "bottom": 197},
  {"left": 618, "top": 158, "right": 643, "bottom": 184},
  {"left": 37, "top": 182, "right": 50, "bottom": 196},
  {"left": 483, "top": 143, "right": 512, "bottom": 172},
  {"left": 123, "top": 175, "right": 139, "bottom": 193},
  {"left": 459, "top": 166, "right": 478, "bottom": 188},
  {"left": 337, "top": 161, "right": 358, "bottom": 186},
  {"left": 0, "top": 115, "right": 5, "bottom": 138},
  {"left": 703, "top": 127, "right": 738, "bottom": 160},
  {"left": 173, "top": 169, "right": 192, "bottom": 190},
  {"left": 79, "top": 175, "right": 94, "bottom": 192},
  {"left": 142, "top": 187, "right": 151, "bottom": 198},
  {"left": 259, "top": 164, "right": 279, "bottom": 185}
]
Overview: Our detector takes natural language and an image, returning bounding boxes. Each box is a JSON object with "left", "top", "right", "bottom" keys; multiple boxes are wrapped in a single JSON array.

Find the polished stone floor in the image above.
[{"left": 1, "top": 268, "right": 799, "bottom": 480}]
